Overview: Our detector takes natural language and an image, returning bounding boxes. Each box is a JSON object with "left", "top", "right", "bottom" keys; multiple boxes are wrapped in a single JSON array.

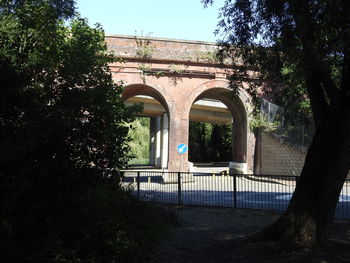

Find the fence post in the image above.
[
  {"left": 137, "top": 171, "right": 140, "bottom": 199},
  {"left": 233, "top": 173, "right": 237, "bottom": 209},
  {"left": 177, "top": 172, "right": 182, "bottom": 205},
  {"left": 119, "top": 171, "right": 124, "bottom": 185},
  {"left": 295, "top": 175, "right": 300, "bottom": 188}
]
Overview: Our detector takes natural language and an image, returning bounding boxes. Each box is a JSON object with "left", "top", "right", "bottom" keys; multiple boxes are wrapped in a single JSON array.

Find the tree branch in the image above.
[
  {"left": 319, "top": 67, "right": 341, "bottom": 104},
  {"left": 341, "top": 52, "right": 350, "bottom": 98},
  {"left": 340, "top": 0, "right": 350, "bottom": 99}
]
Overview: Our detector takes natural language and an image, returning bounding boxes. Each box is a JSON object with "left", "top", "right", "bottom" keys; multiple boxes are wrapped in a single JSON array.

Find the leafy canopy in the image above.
[
  {"left": 203, "top": 0, "right": 350, "bottom": 126},
  {"left": 0, "top": 1, "right": 146, "bottom": 261},
  {"left": 0, "top": 1, "right": 137, "bottom": 180}
]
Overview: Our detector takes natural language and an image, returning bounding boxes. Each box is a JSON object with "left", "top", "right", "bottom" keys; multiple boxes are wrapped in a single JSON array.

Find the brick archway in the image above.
[
  {"left": 122, "top": 83, "right": 171, "bottom": 115},
  {"left": 108, "top": 35, "right": 256, "bottom": 175},
  {"left": 185, "top": 80, "right": 249, "bottom": 171},
  {"left": 123, "top": 84, "right": 170, "bottom": 169}
]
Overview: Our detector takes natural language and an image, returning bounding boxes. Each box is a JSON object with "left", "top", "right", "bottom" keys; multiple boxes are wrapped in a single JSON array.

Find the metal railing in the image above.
[{"left": 121, "top": 171, "right": 350, "bottom": 219}]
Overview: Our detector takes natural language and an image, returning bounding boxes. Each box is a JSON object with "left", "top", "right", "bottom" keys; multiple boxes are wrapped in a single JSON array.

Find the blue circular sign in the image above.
[{"left": 177, "top": 143, "right": 188, "bottom": 154}]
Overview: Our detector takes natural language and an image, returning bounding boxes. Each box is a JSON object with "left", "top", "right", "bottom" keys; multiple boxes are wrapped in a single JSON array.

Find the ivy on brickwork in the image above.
[
  {"left": 133, "top": 32, "right": 221, "bottom": 83},
  {"left": 137, "top": 63, "right": 151, "bottom": 73},
  {"left": 134, "top": 32, "right": 155, "bottom": 59},
  {"left": 168, "top": 63, "right": 188, "bottom": 75},
  {"left": 197, "top": 50, "right": 221, "bottom": 63},
  {"left": 134, "top": 32, "right": 154, "bottom": 82}
]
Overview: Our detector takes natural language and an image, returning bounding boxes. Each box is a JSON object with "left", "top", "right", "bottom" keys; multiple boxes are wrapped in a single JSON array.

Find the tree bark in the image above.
[{"left": 257, "top": 104, "right": 350, "bottom": 247}]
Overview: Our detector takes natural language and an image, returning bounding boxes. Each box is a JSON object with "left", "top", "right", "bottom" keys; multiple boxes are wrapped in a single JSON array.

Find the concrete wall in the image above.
[{"left": 259, "top": 132, "right": 306, "bottom": 175}]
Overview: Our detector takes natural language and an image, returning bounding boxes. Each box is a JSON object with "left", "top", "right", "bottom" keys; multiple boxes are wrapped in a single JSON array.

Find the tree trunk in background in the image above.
[
  {"left": 258, "top": 104, "right": 350, "bottom": 247},
  {"left": 253, "top": 128, "right": 262, "bottom": 175}
]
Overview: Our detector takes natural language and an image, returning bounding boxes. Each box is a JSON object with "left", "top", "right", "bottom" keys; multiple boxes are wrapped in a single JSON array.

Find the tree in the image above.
[
  {"left": 0, "top": 1, "right": 140, "bottom": 261},
  {"left": 128, "top": 117, "right": 150, "bottom": 165},
  {"left": 210, "top": 123, "right": 232, "bottom": 162},
  {"left": 0, "top": 1, "right": 136, "bottom": 174},
  {"left": 189, "top": 122, "right": 211, "bottom": 162},
  {"left": 189, "top": 122, "right": 232, "bottom": 162},
  {"left": 203, "top": 0, "right": 350, "bottom": 247}
]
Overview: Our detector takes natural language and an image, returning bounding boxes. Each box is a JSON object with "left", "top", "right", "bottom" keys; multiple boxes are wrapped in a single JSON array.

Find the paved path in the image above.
[
  {"left": 151, "top": 207, "right": 280, "bottom": 263},
  {"left": 150, "top": 206, "right": 350, "bottom": 263}
]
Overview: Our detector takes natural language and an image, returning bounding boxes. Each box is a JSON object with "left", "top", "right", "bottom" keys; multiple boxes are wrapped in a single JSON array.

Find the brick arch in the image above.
[
  {"left": 122, "top": 83, "right": 171, "bottom": 115},
  {"left": 186, "top": 80, "right": 248, "bottom": 164},
  {"left": 122, "top": 83, "right": 171, "bottom": 170},
  {"left": 183, "top": 80, "right": 249, "bottom": 118}
]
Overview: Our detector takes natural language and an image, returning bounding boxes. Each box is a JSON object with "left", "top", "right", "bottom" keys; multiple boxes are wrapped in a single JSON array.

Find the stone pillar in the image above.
[
  {"left": 149, "top": 117, "right": 161, "bottom": 167},
  {"left": 231, "top": 117, "right": 248, "bottom": 174},
  {"left": 149, "top": 117, "right": 156, "bottom": 166},
  {"left": 155, "top": 116, "right": 161, "bottom": 167},
  {"left": 232, "top": 119, "right": 246, "bottom": 163},
  {"left": 167, "top": 116, "right": 189, "bottom": 172},
  {"left": 161, "top": 113, "right": 169, "bottom": 169}
]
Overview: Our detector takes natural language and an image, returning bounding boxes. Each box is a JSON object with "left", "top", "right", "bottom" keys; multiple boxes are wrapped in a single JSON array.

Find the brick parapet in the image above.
[{"left": 106, "top": 34, "right": 232, "bottom": 65}]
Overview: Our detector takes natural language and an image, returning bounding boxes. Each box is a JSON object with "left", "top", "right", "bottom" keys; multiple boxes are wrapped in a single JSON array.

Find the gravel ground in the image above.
[{"left": 150, "top": 206, "right": 350, "bottom": 263}]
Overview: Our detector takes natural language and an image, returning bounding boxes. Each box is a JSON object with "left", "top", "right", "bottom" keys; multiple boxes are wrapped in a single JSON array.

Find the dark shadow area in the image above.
[
  {"left": 189, "top": 121, "right": 233, "bottom": 163},
  {"left": 151, "top": 206, "right": 350, "bottom": 263}
]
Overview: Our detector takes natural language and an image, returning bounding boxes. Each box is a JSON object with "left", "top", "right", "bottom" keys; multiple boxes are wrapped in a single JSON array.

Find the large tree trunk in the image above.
[{"left": 258, "top": 104, "right": 350, "bottom": 247}]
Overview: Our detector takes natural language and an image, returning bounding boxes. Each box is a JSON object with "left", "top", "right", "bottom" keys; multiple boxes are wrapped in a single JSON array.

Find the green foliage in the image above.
[
  {"left": 189, "top": 122, "right": 212, "bottom": 162},
  {"left": 189, "top": 121, "right": 232, "bottom": 162},
  {"left": 202, "top": 0, "right": 350, "bottom": 125},
  {"left": 197, "top": 50, "right": 221, "bottom": 63},
  {"left": 138, "top": 63, "right": 151, "bottom": 73},
  {"left": 0, "top": 1, "right": 172, "bottom": 262},
  {"left": 128, "top": 117, "right": 150, "bottom": 165},
  {"left": 210, "top": 123, "right": 233, "bottom": 161},
  {"left": 0, "top": 16, "right": 135, "bottom": 175},
  {"left": 249, "top": 112, "right": 278, "bottom": 133},
  {"left": 168, "top": 63, "right": 188, "bottom": 75},
  {"left": 134, "top": 33, "right": 156, "bottom": 83},
  {"left": 203, "top": 0, "right": 350, "bottom": 246},
  {"left": 134, "top": 32, "right": 154, "bottom": 59}
]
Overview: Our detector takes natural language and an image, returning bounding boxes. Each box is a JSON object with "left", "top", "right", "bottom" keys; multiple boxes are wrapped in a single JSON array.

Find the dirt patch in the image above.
[{"left": 151, "top": 206, "right": 350, "bottom": 263}]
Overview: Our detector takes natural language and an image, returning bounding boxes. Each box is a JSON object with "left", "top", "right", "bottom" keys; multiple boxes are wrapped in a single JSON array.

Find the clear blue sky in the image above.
[{"left": 76, "top": 0, "right": 223, "bottom": 42}]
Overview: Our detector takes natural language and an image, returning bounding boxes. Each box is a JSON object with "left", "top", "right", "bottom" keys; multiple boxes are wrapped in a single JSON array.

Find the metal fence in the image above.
[
  {"left": 260, "top": 98, "right": 314, "bottom": 148},
  {"left": 121, "top": 171, "right": 350, "bottom": 219}
]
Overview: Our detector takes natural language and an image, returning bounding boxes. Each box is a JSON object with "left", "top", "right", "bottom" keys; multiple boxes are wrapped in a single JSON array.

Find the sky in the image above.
[{"left": 75, "top": 0, "right": 224, "bottom": 42}]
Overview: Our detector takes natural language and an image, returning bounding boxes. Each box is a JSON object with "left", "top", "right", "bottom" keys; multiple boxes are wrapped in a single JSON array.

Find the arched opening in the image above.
[
  {"left": 188, "top": 87, "right": 248, "bottom": 172},
  {"left": 189, "top": 100, "right": 233, "bottom": 163},
  {"left": 123, "top": 84, "right": 170, "bottom": 168}
]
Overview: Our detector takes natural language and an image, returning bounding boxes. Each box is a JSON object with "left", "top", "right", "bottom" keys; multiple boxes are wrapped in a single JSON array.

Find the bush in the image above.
[
  {"left": 0, "top": 2, "right": 173, "bottom": 262},
  {"left": 1, "top": 173, "right": 175, "bottom": 263}
]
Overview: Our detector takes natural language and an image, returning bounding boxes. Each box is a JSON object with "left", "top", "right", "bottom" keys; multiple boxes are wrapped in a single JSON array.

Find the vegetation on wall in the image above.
[
  {"left": 134, "top": 32, "right": 155, "bottom": 59},
  {"left": 197, "top": 50, "right": 221, "bottom": 63},
  {"left": 249, "top": 112, "right": 278, "bottom": 134},
  {"left": 134, "top": 32, "right": 157, "bottom": 82},
  {"left": 168, "top": 63, "right": 188, "bottom": 75}
]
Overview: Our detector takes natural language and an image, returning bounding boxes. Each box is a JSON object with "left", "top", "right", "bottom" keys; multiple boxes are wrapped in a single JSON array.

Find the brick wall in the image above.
[
  {"left": 259, "top": 132, "right": 306, "bottom": 175},
  {"left": 259, "top": 132, "right": 350, "bottom": 178}
]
